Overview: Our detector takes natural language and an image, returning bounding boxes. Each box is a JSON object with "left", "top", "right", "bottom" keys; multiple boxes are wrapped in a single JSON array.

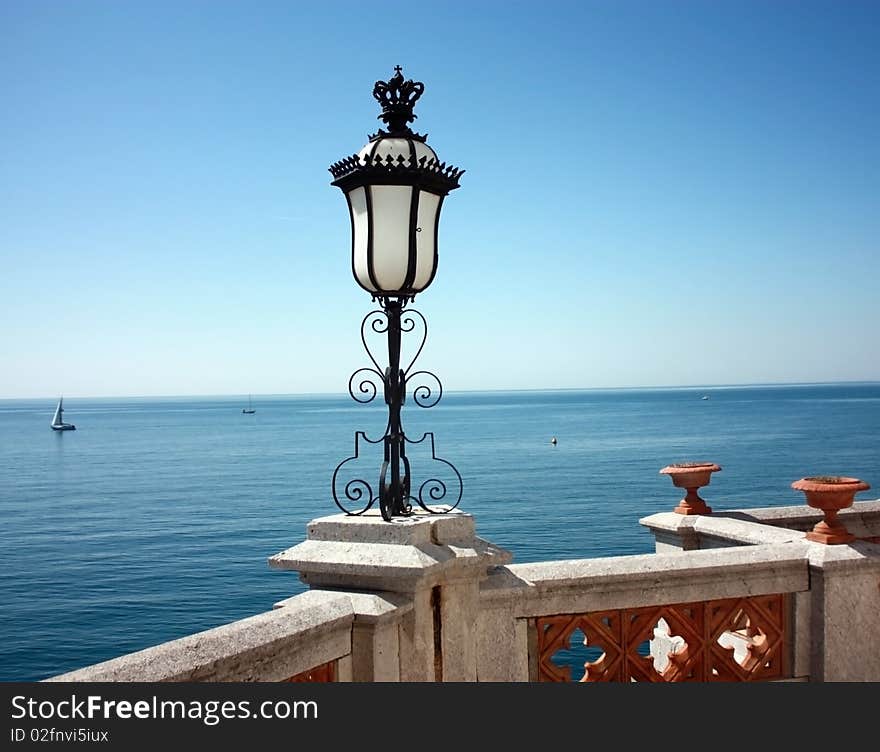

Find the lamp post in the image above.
[{"left": 329, "top": 67, "right": 464, "bottom": 522}]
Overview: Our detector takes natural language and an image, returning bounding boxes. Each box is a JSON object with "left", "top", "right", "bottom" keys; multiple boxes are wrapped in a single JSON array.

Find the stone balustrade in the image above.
[
  {"left": 46, "top": 500, "right": 880, "bottom": 683},
  {"left": 478, "top": 543, "right": 809, "bottom": 681},
  {"left": 47, "top": 591, "right": 358, "bottom": 682},
  {"left": 639, "top": 499, "right": 880, "bottom": 681}
]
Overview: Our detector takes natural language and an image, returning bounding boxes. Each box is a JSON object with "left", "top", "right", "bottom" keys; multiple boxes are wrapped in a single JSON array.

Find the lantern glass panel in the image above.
[
  {"left": 347, "top": 186, "right": 376, "bottom": 292},
  {"left": 413, "top": 190, "right": 441, "bottom": 290},
  {"left": 369, "top": 184, "right": 414, "bottom": 292}
]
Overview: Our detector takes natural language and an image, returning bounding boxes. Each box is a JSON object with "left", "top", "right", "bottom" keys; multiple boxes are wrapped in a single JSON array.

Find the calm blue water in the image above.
[{"left": 1, "top": 384, "right": 878, "bottom": 680}]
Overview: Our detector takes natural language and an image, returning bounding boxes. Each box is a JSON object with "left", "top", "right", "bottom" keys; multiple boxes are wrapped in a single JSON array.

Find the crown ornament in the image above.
[
  {"left": 372, "top": 65, "right": 424, "bottom": 135},
  {"left": 328, "top": 66, "right": 464, "bottom": 195}
]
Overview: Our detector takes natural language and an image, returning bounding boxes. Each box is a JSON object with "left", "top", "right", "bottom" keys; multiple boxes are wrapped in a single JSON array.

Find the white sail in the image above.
[
  {"left": 52, "top": 398, "right": 63, "bottom": 426},
  {"left": 50, "top": 395, "right": 75, "bottom": 430}
]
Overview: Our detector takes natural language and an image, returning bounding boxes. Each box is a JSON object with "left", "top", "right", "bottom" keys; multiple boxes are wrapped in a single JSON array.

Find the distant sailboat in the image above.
[
  {"left": 50, "top": 396, "right": 76, "bottom": 431},
  {"left": 242, "top": 395, "right": 256, "bottom": 414}
]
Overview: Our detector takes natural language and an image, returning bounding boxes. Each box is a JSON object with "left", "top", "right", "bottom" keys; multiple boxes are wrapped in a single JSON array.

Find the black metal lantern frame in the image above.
[
  {"left": 329, "top": 67, "right": 464, "bottom": 522},
  {"left": 329, "top": 152, "right": 462, "bottom": 298}
]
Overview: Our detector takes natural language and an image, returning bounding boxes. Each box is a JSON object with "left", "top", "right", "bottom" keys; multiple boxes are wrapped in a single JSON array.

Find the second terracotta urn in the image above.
[
  {"left": 791, "top": 475, "right": 870, "bottom": 544},
  {"left": 660, "top": 462, "right": 722, "bottom": 515}
]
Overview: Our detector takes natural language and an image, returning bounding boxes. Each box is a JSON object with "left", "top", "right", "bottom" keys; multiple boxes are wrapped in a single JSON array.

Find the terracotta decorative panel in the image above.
[
  {"left": 536, "top": 594, "right": 787, "bottom": 682},
  {"left": 284, "top": 660, "right": 336, "bottom": 682}
]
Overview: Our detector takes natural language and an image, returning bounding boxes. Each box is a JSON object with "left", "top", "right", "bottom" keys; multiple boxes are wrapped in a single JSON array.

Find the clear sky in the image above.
[{"left": 1, "top": 0, "right": 878, "bottom": 398}]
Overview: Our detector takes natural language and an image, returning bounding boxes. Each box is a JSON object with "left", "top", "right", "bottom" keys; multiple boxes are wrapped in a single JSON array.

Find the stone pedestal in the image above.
[
  {"left": 639, "top": 512, "right": 702, "bottom": 552},
  {"left": 268, "top": 509, "right": 512, "bottom": 682},
  {"left": 805, "top": 541, "right": 880, "bottom": 681}
]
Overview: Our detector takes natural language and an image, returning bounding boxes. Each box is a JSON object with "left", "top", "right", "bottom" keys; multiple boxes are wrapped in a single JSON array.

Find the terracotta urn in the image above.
[
  {"left": 659, "top": 462, "right": 722, "bottom": 515},
  {"left": 791, "top": 476, "right": 870, "bottom": 544}
]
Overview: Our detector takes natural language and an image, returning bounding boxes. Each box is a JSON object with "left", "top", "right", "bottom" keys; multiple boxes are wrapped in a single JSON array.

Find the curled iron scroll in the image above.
[
  {"left": 400, "top": 309, "right": 427, "bottom": 375},
  {"left": 405, "top": 370, "right": 443, "bottom": 409},
  {"left": 360, "top": 310, "right": 389, "bottom": 375},
  {"left": 404, "top": 432, "right": 463, "bottom": 513},
  {"left": 332, "top": 430, "right": 385, "bottom": 515},
  {"left": 348, "top": 367, "right": 384, "bottom": 404}
]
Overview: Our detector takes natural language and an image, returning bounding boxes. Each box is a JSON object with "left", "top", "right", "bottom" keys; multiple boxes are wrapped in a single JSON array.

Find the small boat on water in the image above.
[
  {"left": 50, "top": 396, "right": 76, "bottom": 431},
  {"left": 242, "top": 394, "right": 256, "bottom": 414},
  {"left": 701, "top": 395, "right": 710, "bottom": 400}
]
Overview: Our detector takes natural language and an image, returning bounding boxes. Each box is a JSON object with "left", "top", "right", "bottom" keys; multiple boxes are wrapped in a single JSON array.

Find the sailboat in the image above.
[
  {"left": 50, "top": 396, "right": 76, "bottom": 431},
  {"left": 242, "top": 394, "right": 255, "bottom": 414}
]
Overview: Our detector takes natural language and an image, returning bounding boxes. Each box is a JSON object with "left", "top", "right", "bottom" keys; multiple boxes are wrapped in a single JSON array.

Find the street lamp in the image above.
[{"left": 329, "top": 66, "right": 464, "bottom": 522}]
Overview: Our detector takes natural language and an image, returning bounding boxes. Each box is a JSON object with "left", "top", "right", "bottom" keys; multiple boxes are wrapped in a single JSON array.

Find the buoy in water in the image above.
[{"left": 550, "top": 436, "right": 557, "bottom": 445}]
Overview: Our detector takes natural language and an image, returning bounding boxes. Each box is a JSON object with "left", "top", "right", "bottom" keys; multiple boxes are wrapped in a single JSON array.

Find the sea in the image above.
[{"left": 1, "top": 383, "right": 878, "bottom": 681}]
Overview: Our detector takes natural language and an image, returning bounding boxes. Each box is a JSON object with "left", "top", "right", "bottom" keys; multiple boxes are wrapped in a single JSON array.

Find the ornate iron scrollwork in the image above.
[{"left": 332, "top": 300, "right": 463, "bottom": 521}]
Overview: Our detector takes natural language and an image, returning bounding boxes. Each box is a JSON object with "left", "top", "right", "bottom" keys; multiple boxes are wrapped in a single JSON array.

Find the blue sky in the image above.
[{"left": 1, "top": 0, "right": 878, "bottom": 398}]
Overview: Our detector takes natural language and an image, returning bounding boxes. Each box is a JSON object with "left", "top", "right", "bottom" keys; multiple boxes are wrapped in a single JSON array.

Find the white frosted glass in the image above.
[
  {"left": 370, "top": 185, "right": 412, "bottom": 291},
  {"left": 348, "top": 187, "right": 375, "bottom": 291},
  {"left": 413, "top": 141, "right": 438, "bottom": 164},
  {"left": 357, "top": 138, "right": 438, "bottom": 167},
  {"left": 413, "top": 191, "right": 441, "bottom": 290}
]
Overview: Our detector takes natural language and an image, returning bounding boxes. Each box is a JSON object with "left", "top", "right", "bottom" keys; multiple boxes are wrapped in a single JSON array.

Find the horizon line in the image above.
[{"left": 2, "top": 378, "right": 879, "bottom": 401}]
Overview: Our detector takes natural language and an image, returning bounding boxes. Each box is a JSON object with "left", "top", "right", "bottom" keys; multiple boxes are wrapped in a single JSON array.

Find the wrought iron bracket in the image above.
[{"left": 332, "top": 299, "right": 462, "bottom": 521}]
